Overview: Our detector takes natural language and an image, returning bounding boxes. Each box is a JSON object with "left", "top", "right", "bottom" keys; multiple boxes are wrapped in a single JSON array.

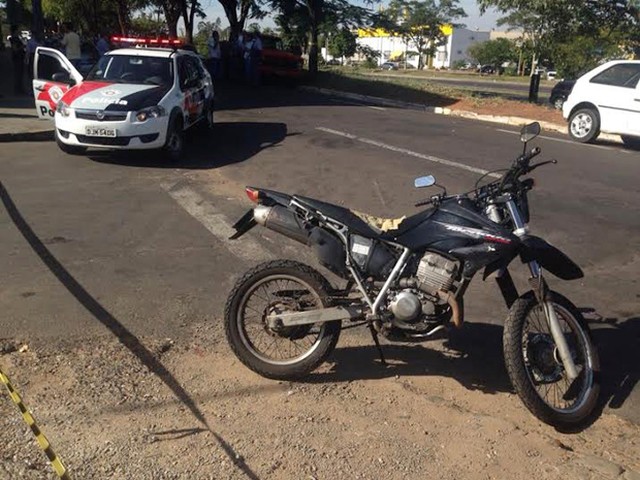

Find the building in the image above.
[{"left": 356, "top": 27, "right": 490, "bottom": 69}]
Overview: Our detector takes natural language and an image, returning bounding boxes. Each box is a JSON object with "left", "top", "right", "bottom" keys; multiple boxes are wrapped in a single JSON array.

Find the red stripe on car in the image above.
[{"left": 61, "top": 81, "right": 111, "bottom": 106}]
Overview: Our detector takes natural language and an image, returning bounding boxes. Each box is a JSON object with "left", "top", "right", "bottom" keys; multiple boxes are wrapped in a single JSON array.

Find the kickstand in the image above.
[{"left": 368, "top": 324, "right": 387, "bottom": 366}]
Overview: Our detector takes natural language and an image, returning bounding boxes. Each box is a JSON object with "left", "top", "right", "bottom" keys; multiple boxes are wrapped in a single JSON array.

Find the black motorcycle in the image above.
[{"left": 225, "top": 123, "right": 599, "bottom": 427}]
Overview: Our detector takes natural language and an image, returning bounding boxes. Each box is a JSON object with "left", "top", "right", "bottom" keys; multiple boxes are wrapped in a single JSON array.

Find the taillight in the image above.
[{"left": 245, "top": 187, "right": 260, "bottom": 203}]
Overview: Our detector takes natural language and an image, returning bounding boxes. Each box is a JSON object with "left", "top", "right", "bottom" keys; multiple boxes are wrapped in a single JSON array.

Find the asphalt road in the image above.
[{"left": 1, "top": 85, "right": 638, "bottom": 424}]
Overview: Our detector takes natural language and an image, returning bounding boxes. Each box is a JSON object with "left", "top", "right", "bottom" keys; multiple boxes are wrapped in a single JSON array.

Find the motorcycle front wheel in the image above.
[
  {"left": 224, "top": 260, "right": 341, "bottom": 380},
  {"left": 503, "top": 291, "right": 600, "bottom": 427}
]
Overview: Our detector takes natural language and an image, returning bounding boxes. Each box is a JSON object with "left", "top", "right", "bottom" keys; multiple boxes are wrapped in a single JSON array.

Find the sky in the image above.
[{"left": 198, "top": 0, "right": 504, "bottom": 33}]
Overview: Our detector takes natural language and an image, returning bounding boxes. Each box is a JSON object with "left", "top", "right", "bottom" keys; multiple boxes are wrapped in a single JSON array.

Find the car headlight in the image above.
[
  {"left": 135, "top": 106, "right": 166, "bottom": 122},
  {"left": 57, "top": 101, "right": 71, "bottom": 118}
]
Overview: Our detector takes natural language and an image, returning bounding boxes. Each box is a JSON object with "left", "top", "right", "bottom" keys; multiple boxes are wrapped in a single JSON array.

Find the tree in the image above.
[
  {"left": 216, "top": 0, "right": 263, "bottom": 40},
  {"left": 381, "top": 0, "right": 466, "bottom": 70},
  {"left": 478, "top": 0, "right": 640, "bottom": 72},
  {"left": 192, "top": 17, "right": 222, "bottom": 52},
  {"left": 467, "top": 38, "right": 517, "bottom": 69},
  {"left": 269, "top": 0, "right": 372, "bottom": 76},
  {"left": 130, "top": 12, "right": 167, "bottom": 36},
  {"left": 356, "top": 43, "right": 380, "bottom": 67},
  {"left": 328, "top": 27, "right": 356, "bottom": 63}
]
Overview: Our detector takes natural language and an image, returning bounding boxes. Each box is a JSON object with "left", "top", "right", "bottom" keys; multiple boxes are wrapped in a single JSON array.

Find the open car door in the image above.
[{"left": 33, "top": 47, "right": 83, "bottom": 120}]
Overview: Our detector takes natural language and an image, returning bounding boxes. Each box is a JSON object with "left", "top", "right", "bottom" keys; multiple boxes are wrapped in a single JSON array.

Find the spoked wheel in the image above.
[
  {"left": 504, "top": 291, "right": 600, "bottom": 427},
  {"left": 224, "top": 260, "right": 341, "bottom": 380}
]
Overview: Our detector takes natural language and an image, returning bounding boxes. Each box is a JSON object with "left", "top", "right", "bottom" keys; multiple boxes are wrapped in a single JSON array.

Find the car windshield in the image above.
[{"left": 86, "top": 55, "right": 173, "bottom": 86}]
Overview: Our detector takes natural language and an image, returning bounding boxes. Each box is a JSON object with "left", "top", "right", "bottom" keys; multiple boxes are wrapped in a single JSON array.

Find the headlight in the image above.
[
  {"left": 135, "top": 106, "right": 166, "bottom": 122},
  {"left": 57, "top": 101, "right": 71, "bottom": 117}
]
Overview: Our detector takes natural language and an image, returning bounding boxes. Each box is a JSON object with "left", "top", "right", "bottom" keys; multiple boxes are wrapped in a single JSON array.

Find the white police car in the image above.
[{"left": 32, "top": 38, "right": 214, "bottom": 160}]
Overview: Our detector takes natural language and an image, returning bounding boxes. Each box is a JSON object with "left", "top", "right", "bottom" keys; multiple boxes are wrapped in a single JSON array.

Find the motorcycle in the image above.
[{"left": 225, "top": 122, "right": 600, "bottom": 427}]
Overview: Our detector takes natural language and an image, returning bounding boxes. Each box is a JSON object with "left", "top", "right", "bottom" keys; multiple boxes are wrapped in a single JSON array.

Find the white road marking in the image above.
[
  {"left": 368, "top": 106, "right": 387, "bottom": 111},
  {"left": 162, "top": 182, "right": 273, "bottom": 263},
  {"left": 316, "top": 127, "right": 502, "bottom": 178},
  {"left": 496, "top": 128, "right": 627, "bottom": 152}
]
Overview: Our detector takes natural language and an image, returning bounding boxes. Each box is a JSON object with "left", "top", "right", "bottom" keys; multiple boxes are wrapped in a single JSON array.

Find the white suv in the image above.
[
  {"left": 33, "top": 44, "right": 214, "bottom": 160},
  {"left": 562, "top": 60, "right": 640, "bottom": 147}
]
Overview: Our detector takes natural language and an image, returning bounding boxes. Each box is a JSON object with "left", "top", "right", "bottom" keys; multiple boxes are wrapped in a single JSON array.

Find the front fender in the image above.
[{"left": 519, "top": 235, "right": 583, "bottom": 280}]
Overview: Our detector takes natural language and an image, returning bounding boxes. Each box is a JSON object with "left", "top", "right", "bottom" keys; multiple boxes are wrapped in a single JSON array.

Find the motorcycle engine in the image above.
[
  {"left": 415, "top": 252, "right": 459, "bottom": 296},
  {"left": 387, "top": 252, "right": 459, "bottom": 329}
]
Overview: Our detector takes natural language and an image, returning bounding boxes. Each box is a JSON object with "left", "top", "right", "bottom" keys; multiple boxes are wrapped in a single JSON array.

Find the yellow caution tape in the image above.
[{"left": 0, "top": 366, "right": 71, "bottom": 480}]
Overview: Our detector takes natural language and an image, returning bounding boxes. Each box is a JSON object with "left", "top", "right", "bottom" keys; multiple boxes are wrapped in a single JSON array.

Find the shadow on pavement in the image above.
[
  {"left": 0, "top": 181, "right": 261, "bottom": 480},
  {"left": 307, "top": 314, "right": 640, "bottom": 431},
  {"left": 306, "top": 322, "right": 512, "bottom": 396},
  {"left": 87, "top": 121, "right": 289, "bottom": 170},
  {"left": 592, "top": 316, "right": 639, "bottom": 414}
]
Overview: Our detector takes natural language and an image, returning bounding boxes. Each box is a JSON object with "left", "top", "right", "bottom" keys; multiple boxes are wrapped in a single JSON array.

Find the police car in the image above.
[{"left": 32, "top": 37, "right": 214, "bottom": 160}]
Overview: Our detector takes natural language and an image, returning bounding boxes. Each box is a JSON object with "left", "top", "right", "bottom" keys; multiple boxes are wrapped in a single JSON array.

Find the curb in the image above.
[
  {"left": 0, "top": 130, "right": 54, "bottom": 143},
  {"left": 300, "top": 85, "right": 623, "bottom": 144}
]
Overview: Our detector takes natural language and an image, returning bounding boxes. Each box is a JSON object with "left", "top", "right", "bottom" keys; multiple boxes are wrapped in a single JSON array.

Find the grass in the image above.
[
  {"left": 311, "top": 68, "right": 465, "bottom": 107},
  {"left": 308, "top": 67, "right": 564, "bottom": 125}
]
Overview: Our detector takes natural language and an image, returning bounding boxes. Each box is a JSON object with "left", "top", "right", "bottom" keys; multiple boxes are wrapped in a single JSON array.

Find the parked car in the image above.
[
  {"left": 562, "top": 60, "right": 640, "bottom": 147},
  {"left": 381, "top": 62, "right": 398, "bottom": 71},
  {"left": 32, "top": 40, "right": 214, "bottom": 159},
  {"left": 549, "top": 79, "right": 575, "bottom": 110},
  {"left": 478, "top": 64, "right": 497, "bottom": 75},
  {"left": 546, "top": 70, "right": 557, "bottom": 81}
]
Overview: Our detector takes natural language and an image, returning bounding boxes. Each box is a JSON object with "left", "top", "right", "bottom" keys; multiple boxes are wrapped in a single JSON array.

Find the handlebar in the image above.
[{"left": 517, "top": 146, "right": 542, "bottom": 166}]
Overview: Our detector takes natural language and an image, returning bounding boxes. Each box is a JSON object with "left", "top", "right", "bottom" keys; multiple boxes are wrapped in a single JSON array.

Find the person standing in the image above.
[
  {"left": 248, "top": 32, "right": 262, "bottom": 86},
  {"left": 26, "top": 33, "right": 42, "bottom": 80},
  {"left": 96, "top": 33, "right": 110, "bottom": 57},
  {"left": 9, "top": 25, "right": 25, "bottom": 94},
  {"left": 62, "top": 24, "right": 81, "bottom": 67},
  {"left": 207, "top": 30, "right": 221, "bottom": 80}
]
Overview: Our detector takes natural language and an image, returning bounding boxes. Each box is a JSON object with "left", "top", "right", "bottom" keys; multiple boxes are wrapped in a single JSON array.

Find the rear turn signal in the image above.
[{"left": 245, "top": 188, "right": 260, "bottom": 203}]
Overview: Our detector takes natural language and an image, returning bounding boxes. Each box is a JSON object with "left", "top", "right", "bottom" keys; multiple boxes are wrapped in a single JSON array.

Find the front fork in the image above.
[{"left": 497, "top": 199, "right": 579, "bottom": 381}]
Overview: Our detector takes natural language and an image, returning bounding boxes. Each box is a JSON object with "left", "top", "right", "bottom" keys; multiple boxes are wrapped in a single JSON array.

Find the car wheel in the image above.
[
  {"left": 203, "top": 101, "right": 214, "bottom": 130},
  {"left": 621, "top": 135, "right": 640, "bottom": 150},
  {"left": 568, "top": 108, "right": 600, "bottom": 143},
  {"left": 55, "top": 131, "right": 87, "bottom": 155},
  {"left": 163, "top": 115, "right": 184, "bottom": 161},
  {"left": 552, "top": 97, "right": 564, "bottom": 110}
]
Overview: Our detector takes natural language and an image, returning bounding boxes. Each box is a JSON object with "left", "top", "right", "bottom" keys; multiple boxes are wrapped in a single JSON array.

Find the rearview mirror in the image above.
[
  {"left": 520, "top": 122, "right": 541, "bottom": 143},
  {"left": 414, "top": 175, "right": 436, "bottom": 188}
]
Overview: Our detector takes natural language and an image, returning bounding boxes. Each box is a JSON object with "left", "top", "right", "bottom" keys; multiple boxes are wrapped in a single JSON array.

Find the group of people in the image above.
[
  {"left": 206, "top": 30, "right": 263, "bottom": 86},
  {"left": 8, "top": 23, "right": 111, "bottom": 95}
]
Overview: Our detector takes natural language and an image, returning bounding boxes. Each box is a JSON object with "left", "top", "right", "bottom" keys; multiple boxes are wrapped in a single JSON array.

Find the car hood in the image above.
[{"left": 61, "top": 81, "right": 172, "bottom": 111}]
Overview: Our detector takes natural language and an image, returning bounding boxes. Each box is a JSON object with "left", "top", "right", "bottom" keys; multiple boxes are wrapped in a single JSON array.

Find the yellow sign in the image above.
[{"left": 358, "top": 24, "right": 453, "bottom": 38}]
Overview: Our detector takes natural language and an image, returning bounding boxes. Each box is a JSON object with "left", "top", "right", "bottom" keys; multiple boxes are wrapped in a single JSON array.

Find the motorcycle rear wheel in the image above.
[
  {"left": 503, "top": 291, "right": 600, "bottom": 427},
  {"left": 224, "top": 260, "right": 341, "bottom": 380}
]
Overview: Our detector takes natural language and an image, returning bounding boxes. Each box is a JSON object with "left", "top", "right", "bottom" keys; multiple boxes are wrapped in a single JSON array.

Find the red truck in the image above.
[{"left": 259, "top": 35, "right": 305, "bottom": 81}]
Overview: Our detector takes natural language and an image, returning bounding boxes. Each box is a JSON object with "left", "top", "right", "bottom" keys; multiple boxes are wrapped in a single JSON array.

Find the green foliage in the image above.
[
  {"left": 551, "top": 35, "right": 625, "bottom": 78},
  {"left": 130, "top": 13, "right": 168, "bottom": 36},
  {"left": 380, "top": 0, "right": 466, "bottom": 69},
  {"left": 328, "top": 27, "right": 356, "bottom": 61},
  {"left": 193, "top": 17, "right": 223, "bottom": 54},
  {"left": 478, "top": 0, "right": 640, "bottom": 68},
  {"left": 467, "top": 38, "right": 517, "bottom": 67},
  {"left": 356, "top": 43, "right": 380, "bottom": 62}
]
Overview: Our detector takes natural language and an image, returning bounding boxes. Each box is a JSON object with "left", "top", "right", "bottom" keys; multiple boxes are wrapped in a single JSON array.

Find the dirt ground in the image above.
[
  {"left": 451, "top": 98, "right": 565, "bottom": 126},
  {"left": 1, "top": 322, "right": 638, "bottom": 480}
]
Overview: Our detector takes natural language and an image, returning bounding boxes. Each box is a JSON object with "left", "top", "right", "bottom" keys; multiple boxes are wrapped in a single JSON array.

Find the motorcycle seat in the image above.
[{"left": 294, "top": 195, "right": 433, "bottom": 240}]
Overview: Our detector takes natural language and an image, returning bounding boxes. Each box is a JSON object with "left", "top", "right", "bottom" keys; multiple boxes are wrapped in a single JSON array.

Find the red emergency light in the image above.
[{"left": 111, "top": 36, "right": 183, "bottom": 47}]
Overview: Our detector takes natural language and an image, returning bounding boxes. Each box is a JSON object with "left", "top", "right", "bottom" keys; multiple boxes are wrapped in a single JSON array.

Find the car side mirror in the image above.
[
  {"left": 414, "top": 175, "right": 436, "bottom": 188},
  {"left": 52, "top": 71, "right": 74, "bottom": 85}
]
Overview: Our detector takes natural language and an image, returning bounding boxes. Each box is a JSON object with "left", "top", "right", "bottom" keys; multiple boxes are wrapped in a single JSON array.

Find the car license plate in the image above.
[{"left": 85, "top": 126, "right": 117, "bottom": 137}]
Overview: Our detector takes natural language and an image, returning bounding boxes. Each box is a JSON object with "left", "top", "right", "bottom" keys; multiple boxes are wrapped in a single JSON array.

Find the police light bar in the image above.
[{"left": 111, "top": 36, "right": 182, "bottom": 46}]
